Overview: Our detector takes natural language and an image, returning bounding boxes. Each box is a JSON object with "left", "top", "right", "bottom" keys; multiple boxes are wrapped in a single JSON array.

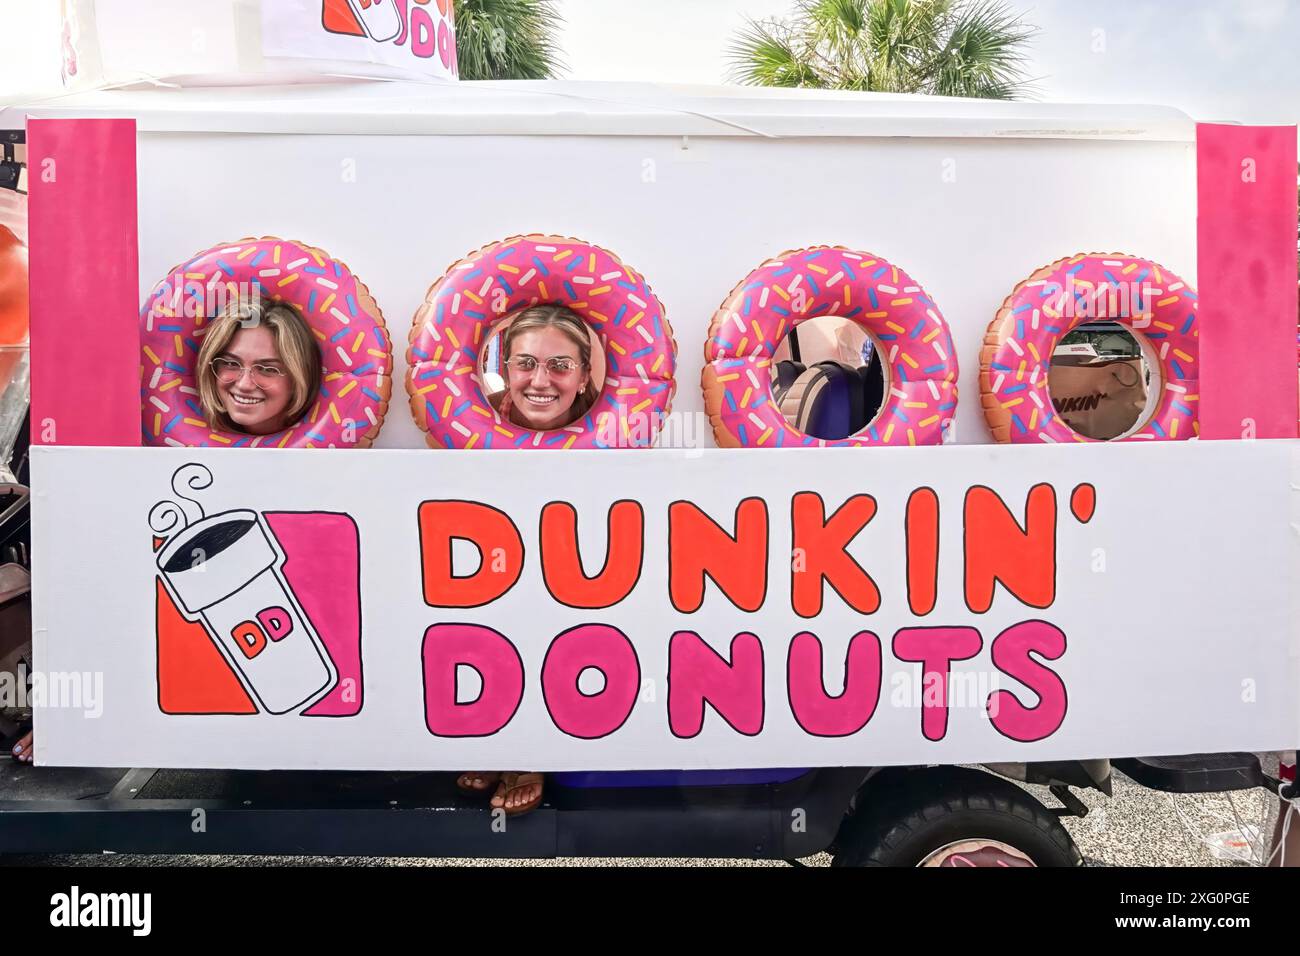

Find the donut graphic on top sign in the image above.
[{"left": 149, "top": 464, "right": 363, "bottom": 717}]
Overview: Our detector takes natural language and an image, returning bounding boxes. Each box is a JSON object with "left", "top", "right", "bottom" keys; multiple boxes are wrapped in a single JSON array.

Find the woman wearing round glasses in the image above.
[
  {"left": 487, "top": 304, "right": 597, "bottom": 432},
  {"left": 196, "top": 298, "right": 322, "bottom": 436}
]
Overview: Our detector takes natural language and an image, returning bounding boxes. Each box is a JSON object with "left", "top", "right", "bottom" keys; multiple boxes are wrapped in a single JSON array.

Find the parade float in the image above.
[{"left": 0, "top": 0, "right": 1294, "bottom": 865}]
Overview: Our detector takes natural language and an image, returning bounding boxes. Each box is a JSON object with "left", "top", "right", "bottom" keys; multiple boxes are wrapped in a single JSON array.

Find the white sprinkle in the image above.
[
  {"left": 1038, "top": 433, "right": 1058, "bottom": 443},
  {"left": 637, "top": 325, "right": 653, "bottom": 344},
  {"left": 573, "top": 276, "right": 594, "bottom": 285},
  {"left": 827, "top": 271, "right": 844, "bottom": 287},
  {"left": 601, "top": 271, "right": 622, "bottom": 281},
  {"left": 759, "top": 287, "right": 770, "bottom": 308},
  {"left": 993, "top": 373, "right": 1005, "bottom": 392},
  {"left": 149, "top": 368, "right": 163, "bottom": 389},
  {"left": 286, "top": 257, "right": 309, "bottom": 270},
  {"left": 451, "top": 421, "right": 472, "bottom": 438},
  {"left": 890, "top": 387, "right": 907, "bottom": 400},
  {"left": 163, "top": 437, "right": 184, "bottom": 447},
  {"left": 878, "top": 284, "right": 898, "bottom": 295},
  {"left": 451, "top": 293, "right": 462, "bottom": 315},
  {"left": 889, "top": 345, "right": 899, "bottom": 364},
  {"left": 746, "top": 368, "right": 762, "bottom": 390},
  {"left": 315, "top": 277, "right": 338, "bottom": 290},
  {"left": 1005, "top": 339, "right": 1024, "bottom": 357},
  {"left": 478, "top": 278, "right": 493, "bottom": 298},
  {"left": 932, "top": 340, "right": 948, "bottom": 361},
  {"left": 445, "top": 378, "right": 462, "bottom": 397},
  {"left": 330, "top": 307, "right": 351, "bottom": 325},
  {"left": 519, "top": 270, "right": 537, "bottom": 286},
  {"left": 1029, "top": 392, "right": 1044, "bottom": 409},
  {"left": 536, "top": 245, "right": 557, "bottom": 253},
  {"left": 1165, "top": 382, "right": 1187, "bottom": 393},
  {"left": 180, "top": 386, "right": 199, "bottom": 396},
  {"left": 747, "top": 412, "right": 766, "bottom": 430},
  {"left": 149, "top": 396, "right": 169, "bottom": 412},
  {"left": 927, "top": 380, "right": 940, "bottom": 400},
  {"left": 628, "top": 294, "right": 647, "bottom": 309},
  {"left": 335, "top": 346, "right": 353, "bottom": 367},
  {"left": 904, "top": 286, "right": 920, "bottom": 293}
]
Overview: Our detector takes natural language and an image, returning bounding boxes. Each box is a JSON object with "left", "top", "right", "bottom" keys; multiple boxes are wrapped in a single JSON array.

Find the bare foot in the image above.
[
  {"left": 456, "top": 771, "right": 501, "bottom": 794},
  {"left": 11, "top": 731, "right": 32, "bottom": 764},
  {"left": 490, "top": 772, "right": 544, "bottom": 816}
]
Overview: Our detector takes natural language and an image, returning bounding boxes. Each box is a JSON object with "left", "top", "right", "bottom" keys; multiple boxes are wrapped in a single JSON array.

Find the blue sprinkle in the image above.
[
  {"left": 631, "top": 346, "right": 653, "bottom": 358},
  {"left": 1003, "top": 383, "right": 1028, "bottom": 394},
  {"left": 215, "top": 259, "right": 234, "bottom": 277},
  {"left": 532, "top": 255, "right": 549, "bottom": 277},
  {"left": 466, "top": 310, "right": 486, "bottom": 320},
  {"left": 871, "top": 266, "right": 888, "bottom": 280},
  {"left": 250, "top": 251, "right": 268, "bottom": 267},
  {"left": 1013, "top": 414, "right": 1026, "bottom": 434},
  {"left": 494, "top": 246, "right": 516, "bottom": 261},
  {"left": 615, "top": 304, "right": 627, "bottom": 325},
  {"left": 772, "top": 267, "right": 792, "bottom": 278},
  {"left": 738, "top": 424, "right": 749, "bottom": 444},
  {"left": 1012, "top": 304, "right": 1032, "bottom": 315},
  {"left": 304, "top": 266, "right": 326, "bottom": 276},
  {"left": 867, "top": 288, "right": 879, "bottom": 310},
  {"left": 566, "top": 257, "right": 581, "bottom": 273},
  {"left": 1181, "top": 314, "right": 1195, "bottom": 334},
  {"left": 1172, "top": 360, "right": 1185, "bottom": 379},
  {"left": 163, "top": 415, "right": 181, "bottom": 433},
  {"left": 922, "top": 363, "right": 946, "bottom": 374},
  {"left": 1173, "top": 400, "right": 1192, "bottom": 415},
  {"left": 331, "top": 328, "right": 350, "bottom": 343},
  {"left": 564, "top": 281, "right": 577, "bottom": 300},
  {"left": 725, "top": 391, "right": 738, "bottom": 412},
  {"left": 307, "top": 290, "right": 317, "bottom": 313},
  {"left": 164, "top": 362, "right": 186, "bottom": 374},
  {"left": 426, "top": 399, "right": 440, "bottom": 421},
  {"left": 892, "top": 408, "right": 911, "bottom": 423},
  {"left": 361, "top": 387, "right": 382, "bottom": 402},
  {"left": 911, "top": 320, "right": 925, "bottom": 340},
  {"left": 772, "top": 306, "right": 791, "bottom": 317},
  {"left": 345, "top": 294, "right": 357, "bottom": 317},
  {"left": 1150, "top": 421, "right": 1166, "bottom": 437},
  {"left": 991, "top": 362, "right": 1013, "bottom": 372}
]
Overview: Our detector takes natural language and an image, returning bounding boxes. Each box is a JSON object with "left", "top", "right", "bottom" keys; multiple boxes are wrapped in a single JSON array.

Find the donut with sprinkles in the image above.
[
  {"left": 406, "top": 234, "right": 677, "bottom": 450},
  {"left": 702, "top": 246, "right": 959, "bottom": 448},
  {"left": 980, "top": 253, "right": 1198, "bottom": 443},
  {"left": 140, "top": 237, "right": 391, "bottom": 448}
]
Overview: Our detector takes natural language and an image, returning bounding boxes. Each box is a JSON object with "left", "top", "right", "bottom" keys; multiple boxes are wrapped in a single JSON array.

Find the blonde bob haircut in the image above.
[{"left": 196, "top": 297, "right": 322, "bottom": 432}]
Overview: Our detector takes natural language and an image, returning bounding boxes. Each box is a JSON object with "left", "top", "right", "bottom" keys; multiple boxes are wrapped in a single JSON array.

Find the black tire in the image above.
[{"left": 832, "top": 766, "right": 1082, "bottom": 867}]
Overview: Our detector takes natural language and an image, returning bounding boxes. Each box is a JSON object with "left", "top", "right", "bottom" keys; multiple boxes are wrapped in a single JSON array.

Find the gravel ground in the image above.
[{"left": 8, "top": 767, "right": 1289, "bottom": 867}]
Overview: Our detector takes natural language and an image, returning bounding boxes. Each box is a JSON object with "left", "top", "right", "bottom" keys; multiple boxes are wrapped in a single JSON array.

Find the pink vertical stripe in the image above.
[
  {"left": 28, "top": 118, "right": 140, "bottom": 447},
  {"left": 1196, "top": 123, "right": 1299, "bottom": 439}
]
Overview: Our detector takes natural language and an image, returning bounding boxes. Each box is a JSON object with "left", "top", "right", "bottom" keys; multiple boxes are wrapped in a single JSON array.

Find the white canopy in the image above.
[{"left": 6, "top": 79, "right": 1196, "bottom": 141}]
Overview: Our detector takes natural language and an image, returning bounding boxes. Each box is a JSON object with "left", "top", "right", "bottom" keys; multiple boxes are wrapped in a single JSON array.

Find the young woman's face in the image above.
[
  {"left": 214, "top": 326, "right": 295, "bottom": 435},
  {"left": 505, "top": 326, "right": 590, "bottom": 430}
]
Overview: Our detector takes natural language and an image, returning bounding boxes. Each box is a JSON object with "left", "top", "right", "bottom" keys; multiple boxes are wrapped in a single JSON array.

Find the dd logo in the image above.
[{"left": 231, "top": 606, "right": 294, "bottom": 659}]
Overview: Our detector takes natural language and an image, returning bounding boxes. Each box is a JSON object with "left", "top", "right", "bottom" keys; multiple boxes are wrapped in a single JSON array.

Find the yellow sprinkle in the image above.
[
  {"left": 152, "top": 413, "right": 161, "bottom": 436},
  {"left": 1170, "top": 418, "right": 1179, "bottom": 438},
  {"left": 320, "top": 293, "right": 336, "bottom": 314},
  {"left": 737, "top": 337, "right": 748, "bottom": 354},
  {"left": 843, "top": 286, "right": 851, "bottom": 306},
  {"left": 907, "top": 429, "right": 916, "bottom": 446},
  {"left": 1173, "top": 349, "right": 1194, "bottom": 363},
  {"left": 278, "top": 273, "right": 299, "bottom": 288},
  {"left": 446, "top": 328, "right": 461, "bottom": 350},
  {"left": 1122, "top": 263, "right": 1138, "bottom": 274},
  {"left": 417, "top": 382, "right": 439, "bottom": 395},
  {"left": 632, "top": 399, "right": 652, "bottom": 416},
  {"left": 442, "top": 396, "right": 453, "bottom": 418},
  {"left": 885, "top": 321, "right": 905, "bottom": 334},
  {"left": 563, "top": 434, "right": 578, "bottom": 450},
  {"left": 454, "top": 365, "right": 474, "bottom": 375},
  {"left": 651, "top": 354, "right": 665, "bottom": 374},
  {"left": 1184, "top": 394, "right": 1199, "bottom": 402},
  {"left": 433, "top": 346, "right": 444, "bottom": 363},
  {"left": 883, "top": 423, "right": 895, "bottom": 442},
  {"left": 338, "top": 380, "right": 357, "bottom": 398},
  {"left": 273, "top": 245, "right": 281, "bottom": 264},
  {"left": 901, "top": 353, "right": 919, "bottom": 370},
  {"left": 807, "top": 263, "right": 829, "bottom": 275},
  {"left": 236, "top": 246, "right": 255, "bottom": 260},
  {"left": 466, "top": 433, "right": 480, "bottom": 449},
  {"left": 327, "top": 403, "right": 339, "bottom": 425},
  {"left": 185, "top": 272, "right": 205, "bottom": 280},
  {"left": 757, "top": 428, "right": 773, "bottom": 446},
  {"left": 919, "top": 415, "right": 939, "bottom": 428},
  {"left": 499, "top": 263, "right": 520, "bottom": 274},
  {"left": 1016, "top": 359, "right": 1027, "bottom": 381},
  {"left": 366, "top": 348, "right": 386, "bottom": 358},
  {"left": 552, "top": 250, "right": 573, "bottom": 262},
  {"left": 627, "top": 311, "right": 644, "bottom": 328},
  {"left": 1153, "top": 321, "right": 1174, "bottom": 332},
  {"left": 472, "top": 405, "right": 492, "bottom": 418},
  {"left": 1156, "top": 296, "right": 1179, "bottom": 307},
  {"left": 351, "top": 332, "right": 365, "bottom": 353},
  {"left": 751, "top": 319, "right": 763, "bottom": 340},
  {"left": 1002, "top": 398, "right": 1025, "bottom": 409},
  {"left": 715, "top": 373, "right": 740, "bottom": 383},
  {"left": 463, "top": 290, "right": 483, "bottom": 305},
  {"left": 1029, "top": 408, "right": 1040, "bottom": 430},
  {"left": 903, "top": 401, "right": 926, "bottom": 408},
  {"left": 277, "top": 430, "right": 293, "bottom": 448},
  {"left": 182, "top": 417, "right": 206, "bottom": 427},
  {"left": 772, "top": 285, "right": 790, "bottom": 302},
  {"left": 891, "top": 298, "right": 913, "bottom": 307},
  {"left": 312, "top": 328, "right": 327, "bottom": 342},
  {"left": 1027, "top": 342, "right": 1041, "bottom": 363},
  {"left": 310, "top": 401, "right": 320, "bottom": 422},
  {"left": 590, "top": 286, "right": 612, "bottom": 296},
  {"left": 610, "top": 341, "right": 627, "bottom": 355},
  {"left": 740, "top": 387, "right": 753, "bottom": 407},
  {"left": 174, "top": 335, "right": 183, "bottom": 358},
  {"left": 494, "top": 425, "right": 515, "bottom": 438},
  {"left": 588, "top": 254, "right": 596, "bottom": 273},
  {"left": 208, "top": 433, "right": 232, "bottom": 445},
  {"left": 588, "top": 310, "right": 607, "bottom": 323},
  {"left": 923, "top": 328, "right": 941, "bottom": 343}
]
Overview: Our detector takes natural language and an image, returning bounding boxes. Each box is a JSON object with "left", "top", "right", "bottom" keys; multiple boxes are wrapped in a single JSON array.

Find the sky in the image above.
[{"left": 1, "top": 0, "right": 1298, "bottom": 133}]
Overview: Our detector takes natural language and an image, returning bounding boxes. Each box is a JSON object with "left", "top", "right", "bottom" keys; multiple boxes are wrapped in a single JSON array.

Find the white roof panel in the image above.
[{"left": 5, "top": 79, "right": 1197, "bottom": 141}]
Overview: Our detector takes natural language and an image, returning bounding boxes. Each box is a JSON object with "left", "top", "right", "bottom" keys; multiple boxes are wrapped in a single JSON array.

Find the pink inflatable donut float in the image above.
[
  {"left": 979, "top": 253, "right": 1198, "bottom": 443},
  {"left": 140, "top": 237, "right": 392, "bottom": 448},
  {"left": 701, "top": 246, "right": 959, "bottom": 447},
  {"left": 407, "top": 234, "right": 677, "bottom": 449}
]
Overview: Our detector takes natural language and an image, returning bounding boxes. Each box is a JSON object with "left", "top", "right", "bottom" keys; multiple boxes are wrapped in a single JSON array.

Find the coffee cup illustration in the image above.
[{"left": 151, "top": 466, "right": 337, "bottom": 715}]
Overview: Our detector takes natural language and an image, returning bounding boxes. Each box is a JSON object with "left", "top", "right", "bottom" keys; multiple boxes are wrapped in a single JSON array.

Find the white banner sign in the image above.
[
  {"left": 30, "top": 441, "right": 1300, "bottom": 770},
  {"left": 261, "top": 0, "right": 458, "bottom": 80}
]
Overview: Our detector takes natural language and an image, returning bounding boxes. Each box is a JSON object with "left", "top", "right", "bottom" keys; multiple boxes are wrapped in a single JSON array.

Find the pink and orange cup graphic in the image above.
[{"left": 157, "top": 510, "right": 336, "bottom": 715}]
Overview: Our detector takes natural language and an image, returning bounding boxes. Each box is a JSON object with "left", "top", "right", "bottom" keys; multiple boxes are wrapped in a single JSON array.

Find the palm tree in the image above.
[
  {"left": 453, "top": 0, "right": 565, "bottom": 81},
  {"left": 728, "top": 0, "right": 1037, "bottom": 99}
]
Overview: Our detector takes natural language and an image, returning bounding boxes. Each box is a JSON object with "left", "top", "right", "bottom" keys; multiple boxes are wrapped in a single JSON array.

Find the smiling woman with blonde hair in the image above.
[{"left": 196, "top": 297, "right": 322, "bottom": 436}]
